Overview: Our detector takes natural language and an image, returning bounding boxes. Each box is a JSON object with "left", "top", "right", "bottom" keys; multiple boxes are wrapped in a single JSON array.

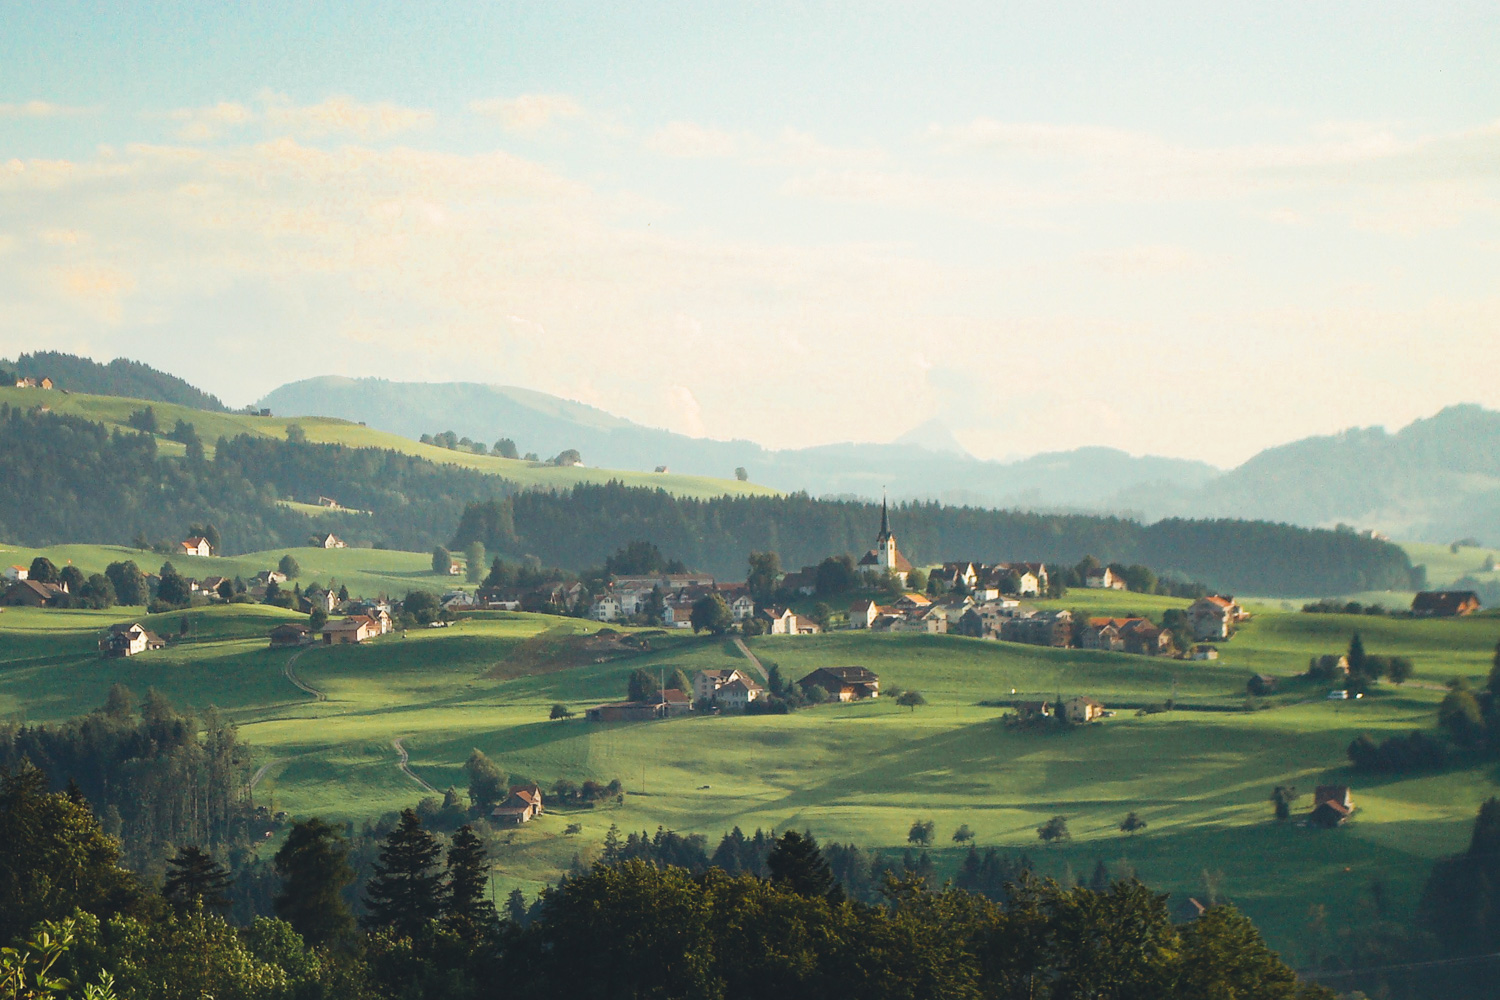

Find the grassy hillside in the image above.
[
  {"left": 2, "top": 594, "right": 1497, "bottom": 963},
  {"left": 0, "top": 386, "right": 774, "bottom": 500},
  {"left": 0, "top": 542, "right": 461, "bottom": 600},
  {"left": 1402, "top": 540, "right": 1500, "bottom": 589}
]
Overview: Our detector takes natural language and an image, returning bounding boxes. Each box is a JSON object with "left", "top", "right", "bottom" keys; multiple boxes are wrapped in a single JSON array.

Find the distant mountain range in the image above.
[
  {"left": 258, "top": 377, "right": 1500, "bottom": 544},
  {"left": 257, "top": 377, "right": 1219, "bottom": 512}
]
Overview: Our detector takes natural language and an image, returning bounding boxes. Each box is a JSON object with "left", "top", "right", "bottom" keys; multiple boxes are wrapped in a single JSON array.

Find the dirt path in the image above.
[
  {"left": 731, "top": 636, "right": 769, "bottom": 683},
  {"left": 248, "top": 759, "right": 283, "bottom": 791},
  {"left": 282, "top": 648, "right": 325, "bottom": 701},
  {"left": 393, "top": 738, "right": 438, "bottom": 794}
]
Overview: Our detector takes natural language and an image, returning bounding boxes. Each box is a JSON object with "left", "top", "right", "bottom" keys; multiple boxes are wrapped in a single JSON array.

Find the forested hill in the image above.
[
  {"left": 5, "top": 350, "right": 228, "bottom": 412},
  {"left": 0, "top": 404, "right": 514, "bottom": 553},
  {"left": 452, "top": 483, "right": 1418, "bottom": 597},
  {"left": 0, "top": 403, "right": 1414, "bottom": 594}
]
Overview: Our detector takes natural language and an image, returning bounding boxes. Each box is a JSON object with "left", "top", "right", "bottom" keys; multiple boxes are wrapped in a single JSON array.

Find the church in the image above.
[{"left": 857, "top": 497, "right": 913, "bottom": 586}]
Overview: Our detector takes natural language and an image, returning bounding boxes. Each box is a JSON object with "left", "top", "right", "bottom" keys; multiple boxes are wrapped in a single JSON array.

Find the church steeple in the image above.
[{"left": 877, "top": 492, "right": 891, "bottom": 542}]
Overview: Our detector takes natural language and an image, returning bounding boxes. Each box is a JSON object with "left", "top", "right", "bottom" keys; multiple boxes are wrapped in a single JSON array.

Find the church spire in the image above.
[{"left": 878, "top": 492, "right": 891, "bottom": 541}]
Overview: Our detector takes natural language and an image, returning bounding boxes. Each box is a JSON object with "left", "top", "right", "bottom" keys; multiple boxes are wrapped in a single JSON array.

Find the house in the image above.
[
  {"left": 1, "top": 579, "right": 69, "bottom": 607},
  {"left": 856, "top": 497, "right": 913, "bottom": 586},
  {"left": 1064, "top": 696, "right": 1104, "bottom": 723},
  {"left": 590, "top": 595, "right": 624, "bottom": 622},
  {"left": 759, "top": 607, "right": 799, "bottom": 635},
  {"left": 2, "top": 565, "right": 27, "bottom": 582},
  {"left": 661, "top": 600, "right": 696, "bottom": 629},
  {"left": 255, "top": 569, "right": 288, "bottom": 586},
  {"left": 180, "top": 537, "right": 214, "bottom": 558},
  {"left": 1000, "top": 609, "right": 1073, "bottom": 647},
  {"left": 1189, "top": 645, "right": 1219, "bottom": 661},
  {"left": 321, "top": 616, "right": 378, "bottom": 644},
  {"left": 317, "top": 496, "right": 343, "bottom": 509},
  {"left": 1310, "top": 786, "right": 1354, "bottom": 828},
  {"left": 1014, "top": 700, "right": 1052, "bottom": 721},
  {"left": 1119, "top": 619, "right": 1171, "bottom": 656},
  {"left": 799, "top": 666, "right": 880, "bottom": 701},
  {"left": 716, "top": 677, "right": 765, "bottom": 711},
  {"left": 848, "top": 599, "right": 881, "bottom": 628},
  {"left": 269, "top": 623, "right": 313, "bottom": 647},
  {"left": 200, "top": 576, "right": 229, "bottom": 599},
  {"left": 693, "top": 668, "right": 754, "bottom": 703},
  {"left": 779, "top": 568, "right": 818, "bottom": 596},
  {"left": 491, "top": 784, "right": 544, "bottom": 824},
  {"left": 1411, "top": 590, "right": 1482, "bottom": 617},
  {"left": 314, "top": 533, "right": 346, "bottom": 549},
  {"left": 99, "top": 622, "right": 167, "bottom": 657},
  {"left": 441, "top": 590, "right": 477, "bottom": 611},
  {"left": 1081, "top": 619, "right": 1125, "bottom": 652},
  {"left": 1247, "top": 673, "right": 1278, "bottom": 696},
  {"left": 725, "top": 592, "right": 756, "bottom": 621},
  {"left": 893, "top": 605, "right": 947, "bottom": 633},
  {"left": 1188, "top": 595, "right": 1246, "bottom": 641},
  {"left": 940, "top": 562, "right": 979, "bottom": 590},
  {"left": 892, "top": 592, "right": 932, "bottom": 612},
  {"left": 1085, "top": 567, "right": 1123, "bottom": 590}
]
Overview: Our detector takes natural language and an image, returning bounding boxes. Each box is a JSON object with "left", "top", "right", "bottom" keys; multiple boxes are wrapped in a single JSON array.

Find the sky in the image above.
[{"left": 2, "top": 1, "right": 1498, "bottom": 466}]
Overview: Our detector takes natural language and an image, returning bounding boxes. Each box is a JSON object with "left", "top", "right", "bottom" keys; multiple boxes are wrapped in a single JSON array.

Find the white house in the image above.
[
  {"left": 1086, "top": 567, "right": 1126, "bottom": 590},
  {"left": 3, "top": 565, "right": 28, "bottom": 582},
  {"left": 590, "top": 595, "right": 624, "bottom": 622},
  {"left": 716, "top": 677, "right": 765, "bottom": 711},
  {"left": 180, "top": 537, "right": 214, "bottom": 558}
]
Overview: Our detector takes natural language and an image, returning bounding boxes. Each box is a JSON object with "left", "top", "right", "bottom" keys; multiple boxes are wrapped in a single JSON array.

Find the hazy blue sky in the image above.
[{"left": 2, "top": 2, "right": 1497, "bottom": 463}]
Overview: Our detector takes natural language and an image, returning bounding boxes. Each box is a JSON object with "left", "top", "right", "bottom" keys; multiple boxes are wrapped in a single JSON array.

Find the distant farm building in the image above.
[
  {"left": 491, "top": 784, "right": 544, "bottom": 825},
  {"left": 269, "top": 623, "right": 313, "bottom": 647},
  {"left": 1310, "top": 785, "right": 1354, "bottom": 828},
  {"left": 100, "top": 622, "right": 167, "bottom": 657},
  {"left": 179, "top": 537, "right": 214, "bottom": 558},
  {"left": 321, "top": 616, "right": 379, "bottom": 644},
  {"left": 1411, "top": 590, "right": 1482, "bottom": 617},
  {"left": 1, "top": 579, "right": 69, "bottom": 607},
  {"left": 799, "top": 666, "right": 880, "bottom": 701}
]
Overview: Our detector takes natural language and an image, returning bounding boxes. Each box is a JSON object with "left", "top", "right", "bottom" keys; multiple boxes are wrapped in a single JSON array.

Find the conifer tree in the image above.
[
  {"left": 273, "top": 817, "right": 355, "bottom": 947},
  {"left": 364, "top": 808, "right": 446, "bottom": 936},
  {"left": 445, "top": 824, "right": 497, "bottom": 930},
  {"left": 163, "top": 845, "right": 234, "bottom": 911},
  {"left": 505, "top": 887, "right": 529, "bottom": 926},
  {"left": 766, "top": 829, "right": 836, "bottom": 898}
]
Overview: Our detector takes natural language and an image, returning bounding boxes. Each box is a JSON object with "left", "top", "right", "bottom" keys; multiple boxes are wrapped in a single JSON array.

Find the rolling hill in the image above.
[{"left": 1, "top": 593, "right": 1495, "bottom": 966}]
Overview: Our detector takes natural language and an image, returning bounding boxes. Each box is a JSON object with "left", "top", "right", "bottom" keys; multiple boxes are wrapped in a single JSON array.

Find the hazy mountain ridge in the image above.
[
  {"left": 258, "top": 376, "right": 1220, "bottom": 509},
  {"left": 6, "top": 351, "right": 228, "bottom": 412}
]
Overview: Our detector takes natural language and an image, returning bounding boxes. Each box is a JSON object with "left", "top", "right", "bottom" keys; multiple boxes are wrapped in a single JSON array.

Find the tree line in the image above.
[{"left": 452, "top": 482, "right": 1416, "bottom": 597}]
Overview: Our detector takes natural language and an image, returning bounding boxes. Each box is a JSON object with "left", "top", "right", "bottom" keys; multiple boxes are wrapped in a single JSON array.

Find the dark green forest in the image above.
[
  {"left": 0, "top": 405, "right": 515, "bottom": 554},
  {"left": 5, "top": 351, "right": 229, "bottom": 412},
  {"left": 453, "top": 484, "right": 1418, "bottom": 596}
]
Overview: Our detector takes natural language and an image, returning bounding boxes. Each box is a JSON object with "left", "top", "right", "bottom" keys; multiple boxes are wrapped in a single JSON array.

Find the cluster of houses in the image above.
[
  {"left": 12, "top": 376, "right": 55, "bottom": 389},
  {"left": 1012, "top": 695, "right": 1106, "bottom": 724},
  {"left": 1, "top": 577, "right": 71, "bottom": 607},
  {"left": 583, "top": 665, "right": 881, "bottom": 722},
  {"left": 267, "top": 600, "right": 396, "bottom": 648}
]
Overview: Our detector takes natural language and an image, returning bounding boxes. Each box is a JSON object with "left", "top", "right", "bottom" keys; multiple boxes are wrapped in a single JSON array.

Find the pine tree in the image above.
[
  {"left": 505, "top": 887, "right": 529, "bottom": 926},
  {"left": 163, "top": 845, "right": 234, "bottom": 911},
  {"left": 445, "top": 824, "right": 497, "bottom": 930},
  {"left": 766, "top": 829, "right": 836, "bottom": 897},
  {"left": 1089, "top": 859, "right": 1111, "bottom": 894},
  {"left": 364, "top": 808, "right": 446, "bottom": 936},
  {"left": 1347, "top": 631, "right": 1367, "bottom": 677},
  {"left": 273, "top": 817, "right": 356, "bottom": 947}
]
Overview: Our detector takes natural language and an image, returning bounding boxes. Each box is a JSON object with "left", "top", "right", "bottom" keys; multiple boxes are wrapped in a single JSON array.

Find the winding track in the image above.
[
  {"left": 282, "top": 648, "right": 325, "bottom": 701},
  {"left": 393, "top": 738, "right": 438, "bottom": 794}
]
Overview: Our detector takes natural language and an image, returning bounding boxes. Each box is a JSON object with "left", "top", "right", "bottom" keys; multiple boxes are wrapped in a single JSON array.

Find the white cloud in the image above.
[
  {"left": 469, "top": 94, "right": 583, "bottom": 133},
  {"left": 164, "top": 94, "right": 432, "bottom": 143},
  {"left": 0, "top": 100, "right": 93, "bottom": 118}
]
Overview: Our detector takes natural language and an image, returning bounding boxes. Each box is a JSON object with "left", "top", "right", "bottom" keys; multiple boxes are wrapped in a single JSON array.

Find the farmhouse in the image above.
[
  {"left": 856, "top": 498, "right": 913, "bottom": 586},
  {"left": 491, "top": 784, "right": 544, "bottom": 825},
  {"left": 255, "top": 569, "right": 288, "bottom": 586},
  {"left": 314, "top": 533, "right": 346, "bottom": 549},
  {"left": 180, "top": 537, "right": 214, "bottom": 558},
  {"left": 799, "top": 666, "right": 880, "bottom": 701},
  {"left": 1310, "top": 785, "right": 1355, "bottom": 828},
  {"left": 1248, "top": 673, "right": 1278, "bottom": 696},
  {"left": 716, "top": 677, "right": 765, "bottom": 711},
  {"left": 693, "top": 668, "right": 754, "bottom": 703},
  {"left": 99, "top": 622, "right": 167, "bottom": 657},
  {"left": 3, "top": 565, "right": 27, "bottom": 582},
  {"left": 1, "top": 579, "right": 69, "bottom": 607},
  {"left": 1410, "top": 590, "right": 1482, "bottom": 617},
  {"left": 321, "top": 615, "right": 379, "bottom": 644},
  {"left": 1188, "top": 595, "right": 1247, "bottom": 641},
  {"left": 1064, "top": 696, "right": 1105, "bottom": 723},
  {"left": 269, "top": 623, "right": 313, "bottom": 647},
  {"left": 1085, "top": 566, "right": 1126, "bottom": 590}
]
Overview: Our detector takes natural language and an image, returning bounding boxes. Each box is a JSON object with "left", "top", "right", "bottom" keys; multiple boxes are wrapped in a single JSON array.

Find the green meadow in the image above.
[
  {"left": 2, "top": 588, "right": 1498, "bottom": 964},
  {"left": 0, "top": 386, "right": 773, "bottom": 500}
]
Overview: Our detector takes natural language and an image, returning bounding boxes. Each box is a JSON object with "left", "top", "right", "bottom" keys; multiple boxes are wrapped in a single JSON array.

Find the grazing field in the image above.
[
  {"left": 1402, "top": 540, "right": 1500, "bottom": 589},
  {"left": 0, "top": 386, "right": 774, "bottom": 500},
  {"left": 0, "top": 542, "right": 458, "bottom": 600},
  {"left": 1, "top": 595, "right": 1497, "bottom": 964}
]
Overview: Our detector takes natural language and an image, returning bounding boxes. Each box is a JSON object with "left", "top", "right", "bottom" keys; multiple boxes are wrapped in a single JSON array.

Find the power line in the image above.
[{"left": 1301, "top": 949, "right": 1500, "bottom": 980}]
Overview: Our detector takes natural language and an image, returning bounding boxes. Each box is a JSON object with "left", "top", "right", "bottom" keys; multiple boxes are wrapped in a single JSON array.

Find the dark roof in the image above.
[
  {"left": 801, "top": 665, "right": 879, "bottom": 686},
  {"left": 1411, "top": 591, "right": 1481, "bottom": 614}
]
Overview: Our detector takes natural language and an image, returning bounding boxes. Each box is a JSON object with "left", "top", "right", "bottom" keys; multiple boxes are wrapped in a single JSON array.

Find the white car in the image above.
[{"left": 1326, "top": 690, "right": 1349, "bottom": 700}]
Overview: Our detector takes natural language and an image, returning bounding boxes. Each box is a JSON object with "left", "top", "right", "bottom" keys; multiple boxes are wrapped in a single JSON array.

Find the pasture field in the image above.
[
  {"left": 0, "top": 543, "right": 469, "bottom": 600},
  {"left": 2, "top": 596, "right": 1498, "bottom": 965},
  {"left": 0, "top": 386, "right": 773, "bottom": 500},
  {"left": 1402, "top": 540, "right": 1500, "bottom": 589}
]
